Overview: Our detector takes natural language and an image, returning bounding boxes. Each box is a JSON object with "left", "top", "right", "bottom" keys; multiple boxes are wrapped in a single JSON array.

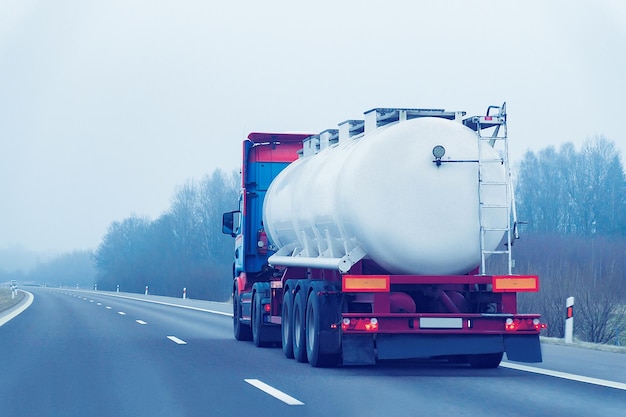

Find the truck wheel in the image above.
[
  {"left": 281, "top": 289, "right": 294, "bottom": 358},
  {"left": 468, "top": 352, "right": 503, "bottom": 369},
  {"left": 252, "top": 291, "right": 268, "bottom": 347},
  {"left": 233, "top": 293, "right": 252, "bottom": 341},
  {"left": 306, "top": 292, "right": 339, "bottom": 367},
  {"left": 292, "top": 291, "right": 308, "bottom": 363}
]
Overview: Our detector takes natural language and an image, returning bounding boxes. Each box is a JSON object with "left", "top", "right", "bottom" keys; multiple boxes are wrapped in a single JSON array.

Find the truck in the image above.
[{"left": 222, "top": 103, "right": 544, "bottom": 368}]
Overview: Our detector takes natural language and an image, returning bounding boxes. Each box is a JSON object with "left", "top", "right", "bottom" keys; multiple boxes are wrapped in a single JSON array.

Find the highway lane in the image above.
[{"left": 1, "top": 287, "right": 624, "bottom": 417}]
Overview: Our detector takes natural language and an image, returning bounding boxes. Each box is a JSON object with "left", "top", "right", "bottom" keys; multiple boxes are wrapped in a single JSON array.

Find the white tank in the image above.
[{"left": 263, "top": 116, "right": 507, "bottom": 275}]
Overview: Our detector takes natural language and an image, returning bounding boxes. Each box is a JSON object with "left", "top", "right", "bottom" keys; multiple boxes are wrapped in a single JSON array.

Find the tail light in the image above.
[
  {"left": 341, "top": 317, "right": 379, "bottom": 332},
  {"left": 505, "top": 317, "right": 546, "bottom": 332}
]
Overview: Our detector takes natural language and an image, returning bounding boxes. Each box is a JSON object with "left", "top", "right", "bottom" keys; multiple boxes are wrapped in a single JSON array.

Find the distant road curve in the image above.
[{"left": 0, "top": 290, "right": 34, "bottom": 326}]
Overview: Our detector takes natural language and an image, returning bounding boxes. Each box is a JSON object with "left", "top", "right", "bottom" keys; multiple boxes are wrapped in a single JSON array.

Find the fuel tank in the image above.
[{"left": 263, "top": 115, "right": 507, "bottom": 275}]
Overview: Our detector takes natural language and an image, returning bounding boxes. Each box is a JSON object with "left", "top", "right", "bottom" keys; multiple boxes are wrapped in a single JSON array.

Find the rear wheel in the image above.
[
  {"left": 292, "top": 291, "right": 308, "bottom": 363},
  {"left": 281, "top": 289, "right": 294, "bottom": 358},
  {"left": 233, "top": 292, "right": 251, "bottom": 341},
  {"left": 252, "top": 291, "right": 268, "bottom": 347},
  {"left": 306, "top": 292, "right": 339, "bottom": 367},
  {"left": 468, "top": 352, "right": 503, "bottom": 369}
]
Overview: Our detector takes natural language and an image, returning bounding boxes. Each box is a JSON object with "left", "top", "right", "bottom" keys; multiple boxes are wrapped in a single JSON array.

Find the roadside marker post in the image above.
[
  {"left": 565, "top": 296, "right": 574, "bottom": 344},
  {"left": 183, "top": 288, "right": 187, "bottom": 300}
]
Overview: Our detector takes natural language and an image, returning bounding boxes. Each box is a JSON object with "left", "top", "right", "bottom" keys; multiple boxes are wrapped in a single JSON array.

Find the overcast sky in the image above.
[{"left": 1, "top": 0, "right": 625, "bottom": 254}]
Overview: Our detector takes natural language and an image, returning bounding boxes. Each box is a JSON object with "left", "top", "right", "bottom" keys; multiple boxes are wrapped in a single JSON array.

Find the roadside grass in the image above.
[
  {"left": 0, "top": 288, "right": 25, "bottom": 313},
  {"left": 541, "top": 336, "right": 626, "bottom": 354}
]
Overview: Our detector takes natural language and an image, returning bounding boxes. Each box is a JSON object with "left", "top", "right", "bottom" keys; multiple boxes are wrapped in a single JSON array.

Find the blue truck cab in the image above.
[{"left": 222, "top": 132, "right": 310, "bottom": 340}]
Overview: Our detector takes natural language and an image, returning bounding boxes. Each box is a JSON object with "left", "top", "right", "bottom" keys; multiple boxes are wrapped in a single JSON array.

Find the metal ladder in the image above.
[{"left": 475, "top": 103, "right": 515, "bottom": 275}]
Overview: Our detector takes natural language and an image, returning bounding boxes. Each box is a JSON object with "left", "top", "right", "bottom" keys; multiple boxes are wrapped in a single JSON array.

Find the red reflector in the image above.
[
  {"left": 485, "top": 116, "right": 493, "bottom": 120},
  {"left": 263, "top": 304, "right": 271, "bottom": 313}
]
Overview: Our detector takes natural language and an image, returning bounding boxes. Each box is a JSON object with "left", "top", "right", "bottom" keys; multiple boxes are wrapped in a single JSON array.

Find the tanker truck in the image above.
[{"left": 222, "top": 103, "right": 544, "bottom": 368}]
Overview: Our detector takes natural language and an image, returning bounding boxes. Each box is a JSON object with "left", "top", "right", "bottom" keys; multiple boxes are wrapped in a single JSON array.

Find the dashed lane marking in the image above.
[
  {"left": 105, "top": 306, "right": 112, "bottom": 310},
  {"left": 136, "top": 320, "right": 147, "bottom": 325},
  {"left": 118, "top": 311, "right": 126, "bottom": 316},
  {"left": 167, "top": 336, "right": 187, "bottom": 345},
  {"left": 244, "top": 379, "right": 304, "bottom": 406}
]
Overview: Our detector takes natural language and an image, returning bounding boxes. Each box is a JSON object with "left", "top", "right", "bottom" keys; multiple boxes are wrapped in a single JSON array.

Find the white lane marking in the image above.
[
  {"left": 105, "top": 306, "right": 112, "bottom": 310},
  {"left": 57, "top": 289, "right": 232, "bottom": 317},
  {"left": 136, "top": 320, "right": 147, "bottom": 325},
  {"left": 244, "top": 379, "right": 305, "bottom": 406},
  {"left": 501, "top": 362, "right": 626, "bottom": 391},
  {"left": 0, "top": 291, "right": 34, "bottom": 327},
  {"left": 167, "top": 336, "right": 187, "bottom": 345},
  {"left": 97, "top": 303, "right": 102, "bottom": 306},
  {"left": 89, "top": 300, "right": 94, "bottom": 303},
  {"left": 118, "top": 311, "right": 126, "bottom": 315}
]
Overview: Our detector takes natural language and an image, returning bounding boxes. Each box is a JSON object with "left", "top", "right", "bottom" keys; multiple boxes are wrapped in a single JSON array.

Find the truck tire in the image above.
[
  {"left": 292, "top": 291, "right": 308, "bottom": 363},
  {"left": 468, "top": 352, "right": 503, "bottom": 369},
  {"left": 306, "top": 292, "right": 339, "bottom": 368},
  {"left": 233, "top": 293, "right": 252, "bottom": 341},
  {"left": 281, "top": 289, "right": 294, "bottom": 358},
  {"left": 252, "top": 291, "right": 269, "bottom": 347}
]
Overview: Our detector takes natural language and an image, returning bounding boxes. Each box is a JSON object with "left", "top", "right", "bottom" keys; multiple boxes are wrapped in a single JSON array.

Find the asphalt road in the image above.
[{"left": 1, "top": 287, "right": 624, "bottom": 417}]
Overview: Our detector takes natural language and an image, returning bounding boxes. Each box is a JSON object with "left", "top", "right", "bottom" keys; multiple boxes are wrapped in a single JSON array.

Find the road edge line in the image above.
[
  {"left": 501, "top": 362, "right": 626, "bottom": 391},
  {"left": 0, "top": 290, "right": 34, "bottom": 327}
]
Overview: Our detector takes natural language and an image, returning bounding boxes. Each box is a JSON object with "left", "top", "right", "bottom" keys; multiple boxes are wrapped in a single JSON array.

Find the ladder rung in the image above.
[
  {"left": 479, "top": 136, "right": 507, "bottom": 140},
  {"left": 482, "top": 227, "right": 509, "bottom": 232},
  {"left": 482, "top": 250, "right": 510, "bottom": 255},
  {"left": 480, "top": 204, "right": 508, "bottom": 208}
]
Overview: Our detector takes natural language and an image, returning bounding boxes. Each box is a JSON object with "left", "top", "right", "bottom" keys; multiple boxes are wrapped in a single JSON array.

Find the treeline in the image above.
[
  {"left": 511, "top": 136, "right": 626, "bottom": 344},
  {"left": 0, "top": 250, "right": 96, "bottom": 288},
  {"left": 94, "top": 169, "right": 238, "bottom": 301}
]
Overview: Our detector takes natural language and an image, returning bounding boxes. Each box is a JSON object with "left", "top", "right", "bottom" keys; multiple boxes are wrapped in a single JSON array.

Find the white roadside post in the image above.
[
  {"left": 145, "top": 285, "right": 148, "bottom": 295},
  {"left": 565, "top": 296, "right": 574, "bottom": 344},
  {"left": 183, "top": 288, "right": 187, "bottom": 300},
  {"left": 116, "top": 284, "right": 120, "bottom": 293}
]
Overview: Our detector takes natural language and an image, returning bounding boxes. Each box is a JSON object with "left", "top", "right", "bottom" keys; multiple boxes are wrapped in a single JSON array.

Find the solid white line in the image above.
[
  {"left": 167, "top": 336, "right": 187, "bottom": 345},
  {"left": 118, "top": 311, "right": 126, "bottom": 315},
  {"left": 244, "top": 379, "right": 304, "bottom": 406},
  {"left": 0, "top": 291, "right": 34, "bottom": 327},
  {"left": 135, "top": 320, "right": 147, "bottom": 325},
  {"left": 501, "top": 362, "right": 626, "bottom": 391}
]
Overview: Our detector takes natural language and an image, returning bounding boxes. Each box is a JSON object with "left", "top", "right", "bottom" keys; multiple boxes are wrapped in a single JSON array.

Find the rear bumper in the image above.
[{"left": 341, "top": 333, "right": 542, "bottom": 365}]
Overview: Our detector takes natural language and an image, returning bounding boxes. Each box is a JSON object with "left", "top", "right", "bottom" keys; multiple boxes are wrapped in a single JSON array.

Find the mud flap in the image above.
[
  {"left": 504, "top": 334, "right": 542, "bottom": 363},
  {"left": 342, "top": 334, "right": 376, "bottom": 365}
]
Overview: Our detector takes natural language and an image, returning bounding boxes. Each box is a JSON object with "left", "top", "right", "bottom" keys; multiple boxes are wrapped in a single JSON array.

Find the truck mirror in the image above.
[{"left": 222, "top": 211, "right": 241, "bottom": 237}]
